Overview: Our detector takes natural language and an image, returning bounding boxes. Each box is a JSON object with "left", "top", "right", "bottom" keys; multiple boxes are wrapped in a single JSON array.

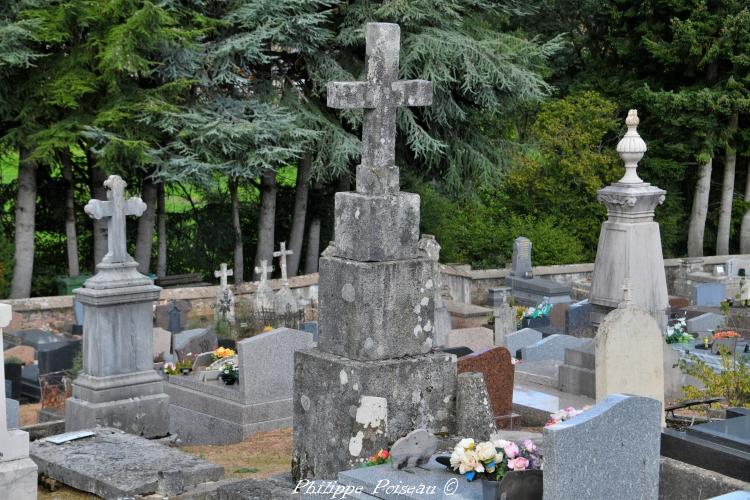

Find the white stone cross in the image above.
[
  {"left": 214, "top": 263, "right": 233, "bottom": 290},
  {"left": 327, "top": 22, "right": 433, "bottom": 195},
  {"left": 0, "top": 303, "right": 30, "bottom": 463},
  {"left": 254, "top": 260, "right": 273, "bottom": 286},
  {"left": 84, "top": 175, "right": 147, "bottom": 265},
  {"left": 273, "top": 242, "right": 293, "bottom": 287}
]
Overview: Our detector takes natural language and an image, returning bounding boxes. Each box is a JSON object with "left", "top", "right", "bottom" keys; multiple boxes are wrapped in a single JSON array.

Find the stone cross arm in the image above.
[
  {"left": 214, "top": 263, "right": 234, "bottom": 289},
  {"left": 327, "top": 79, "right": 433, "bottom": 110}
]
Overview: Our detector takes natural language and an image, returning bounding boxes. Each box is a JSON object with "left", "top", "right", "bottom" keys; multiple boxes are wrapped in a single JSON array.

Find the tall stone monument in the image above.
[
  {"left": 293, "top": 23, "right": 457, "bottom": 480},
  {"left": 0, "top": 304, "right": 37, "bottom": 500},
  {"left": 65, "top": 175, "right": 168, "bottom": 437},
  {"left": 589, "top": 110, "right": 669, "bottom": 330}
]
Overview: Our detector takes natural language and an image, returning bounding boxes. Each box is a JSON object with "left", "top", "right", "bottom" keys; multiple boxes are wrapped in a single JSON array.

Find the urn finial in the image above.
[{"left": 616, "top": 109, "right": 647, "bottom": 184}]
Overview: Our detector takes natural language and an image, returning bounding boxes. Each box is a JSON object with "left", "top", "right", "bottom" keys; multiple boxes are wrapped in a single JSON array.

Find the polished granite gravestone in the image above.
[
  {"left": 565, "top": 299, "right": 593, "bottom": 338},
  {"left": 544, "top": 394, "right": 661, "bottom": 500},
  {"left": 31, "top": 428, "right": 223, "bottom": 498},
  {"left": 693, "top": 283, "right": 726, "bottom": 307},
  {"left": 662, "top": 408, "right": 750, "bottom": 482},
  {"left": 457, "top": 347, "right": 518, "bottom": 429},
  {"left": 167, "top": 327, "right": 313, "bottom": 445}
]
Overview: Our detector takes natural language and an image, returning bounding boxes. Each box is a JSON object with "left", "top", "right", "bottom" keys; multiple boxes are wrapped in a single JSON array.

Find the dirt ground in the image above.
[{"left": 36, "top": 427, "right": 294, "bottom": 498}]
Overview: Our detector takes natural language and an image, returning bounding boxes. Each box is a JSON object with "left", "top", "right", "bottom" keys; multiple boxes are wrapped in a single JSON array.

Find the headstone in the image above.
[
  {"left": 520, "top": 334, "right": 589, "bottom": 362},
  {"left": 273, "top": 242, "right": 299, "bottom": 313},
  {"left": 726, "top": 258, "right": 750, "bottom": 278},
  {"left": 557, "top": 341, "right": 596, "bottom": 398},
  {"left": 457, "top": 347, "right": 517, "bottom": 429},
  {"left": 548, "top": 302, "right": 569, "bottom": 329},
  {"left": 0, "top": 303, "right": 38, "bottom": 500},
  {"left": 173, "top": 328, "right": 217, "bottom": 361},
  {"left": 65, "top": 175, "right": 168, "bottom": 438},
  {"left": 447, "top": 326, "right": 493, "bottom": 353},
  {"left": 693, "top": 283, "right": 726, "bottom": 307},
  {"left": 543, "top": 394, "right": 661, "bottom": 500},
  {"left": 253, "top": 259, "right": 274, "bottom": 310},
  {"left": 511, "top": 237, "right": 533, "bottom": 277},
  {"left": 191, "top": 352, "right": 215, "bottom": 371},
  {"left": 153, "top": 327, "right": 172, "bottom": 358},
  {"left": 167, "top": 327, "right": 314, "bottom": 445},
  {"left": 38, "top": 340, "right": 80, "bottom": 375},
  {"left": 504, "top": 328, "right": 543, "bottom": 358},
  {"left": 595, "top": 285, "right": 665, "bottom": 416},
  {"left": 213, "top": 263, "right": 235, "bottom": 323},
  {"left": 589, "top": 110, "right": 669, "bottom": 331},
  {"left": 565, "top": 299, "right": 592, "bottom": 337},
  {"left": 493, "top": 303, "right": 516, "bottom": 346},
  {"left": 293, "top": 23, "right": 455, "bottom": 480},
  {"left": 455, "top": 372, "right": 496, "bottom": 440},
  {"left": 487, "top": 286, "right": 511, "bottom": 307},
  {"left": 686, "top": 312, "right": 724, "bottom": 334},
  {"left": 155, "top": 299, "right": 191, "bottom": 333}
]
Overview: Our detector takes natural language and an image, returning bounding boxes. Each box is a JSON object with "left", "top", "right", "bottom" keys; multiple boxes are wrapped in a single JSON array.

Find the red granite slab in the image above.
[{"left": 457, "top": 346, "right": 514, "bottom": 422}]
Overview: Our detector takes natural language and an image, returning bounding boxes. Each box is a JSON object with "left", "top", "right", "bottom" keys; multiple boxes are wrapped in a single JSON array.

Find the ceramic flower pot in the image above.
[
  {"left": 220, "top": 373, "right": 238, "bottom": 385},
  {"left": 481, "top": 479, "right": 499, "bottom": 500},
  {"left": 497, "top": 470, "right": 543, "bottom": 500}
]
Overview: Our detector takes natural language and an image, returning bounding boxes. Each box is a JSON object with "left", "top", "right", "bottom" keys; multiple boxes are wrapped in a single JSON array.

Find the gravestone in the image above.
[
  {"left": 543, "top": 394, "right": 661, "bottom": 500},
  {"left": 65, "top": 175, "right": 168, "bottom": 438},
  {"left": 493, "top": 303, "right": 516, "bottom": 346},
  {"left": 0, "top": 303, "right": 37, "bottom": 500},
  {"left": 595, "top": 284, "right": 665, "bottom": 416},
  {"left": 504, "top": 328, "right": 543, "bottom": 358},
  {"left": 293, "top": 22, "right": 457, "bottom": 481},
  {"left": 511, "top": 237, "right": 533, "bottom": 278},
  {"left": 726, "top": 258, "right": 750, "bottom": 278},
  {"left": 520, "top": 334, "right": 589, "bottom": 362},
  {"left": 254, "top": 259, "right": 274, "bottom": 310},
  {"left": 548, "top": 302, "right": 569, "bottom": 329},
  {"left": 557, "top": 341, "right": 596, "bottom": 398},
  {"left": 447, "top": 327, "right": 493, "bottom": 353},
  {"left": 213, "top": 262, "right": 235, "bottom": 323},
  {"left": 155, "top": 299, "right": 191, "bottom": 333},
  {"left": 506, "top": 238, "right": 572, "bottom": 306},
  {"left": 173, "top": 328, "right": 217, "bottom": 361},
  {"left": 565, "top": 299, "right": 593, "bottom": 337},
  {"left": 457, "top": 347, "right": 517, "bottom": 429},
  {"left": 693, "top": 283, "right": 725, "bottom": 307},
  {"left": 487, "top": 286, "right": 511, "bottom": 307},
  {"left": 38, "top": 340, "right": 80, "bottom": 374},
  {"left": 589, "top": 110, "right": 669, "bottom": 331},
  {"left": 167, "top": 327, "right": 314, "bottom": 444},
  {"left": 455, "top": 372, "right": 496, "bottom": 440},
  {"left": 686, "top": 312, "right": 724, "bottom": 334},
  {"left": 273, "top": 242, "right": 299, "bottom": 313},
  {"left": 153, "top": 327, "right": 172, "bottom": 358}
]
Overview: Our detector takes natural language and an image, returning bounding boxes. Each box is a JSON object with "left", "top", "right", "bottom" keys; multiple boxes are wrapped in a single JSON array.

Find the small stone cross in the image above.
[
  {"left": 273, "top": 242, "right": 293, "bottom": 286},
  {"left": 327, "top": 23, "right": 433, "bottom": 195},
  {"left": 214, "top": 263, "right": 233, "bottom": 290},
  {"left": 254, "top": 260, "right": 273, "bottom": 286},
  {"left": 84, "top": 175, "right": 147, "bottom": 265}
]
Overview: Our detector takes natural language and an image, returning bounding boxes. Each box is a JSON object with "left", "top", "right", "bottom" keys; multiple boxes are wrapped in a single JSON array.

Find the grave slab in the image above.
[
  {"left": 520, "top": 334, "right": 589, "bottom": 362},
  {"left": 174, "top": 327, "right": 217, "bottom": 360},
  {"left": 31, "top": 428, "right": 224, "bottom": 498},
  {"left": 504, "top": 328, "right": 542, "bottom": 358},
  {"left": 687, "top": 312, "right": 725, "bottom": 334}
]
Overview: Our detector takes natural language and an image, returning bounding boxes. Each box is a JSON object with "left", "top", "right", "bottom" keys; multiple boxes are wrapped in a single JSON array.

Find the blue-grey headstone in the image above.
[
  {"left": 692, "top": 283, "right": 725, "bottom": 307},
  {"left": 543, "top": 394, "right": 661, "bottom": 500},
  {"left": 300, "top": 321, "right": 319, "bottom": 343},
  {"left": 520, "top": 334, "right": 590, "bottom": 362},
  {"left": 505, "top": 328, "right": 543, "bottom": 359},
  {"left": 168, "top": 301, "right": 183, "bottom": 334}
]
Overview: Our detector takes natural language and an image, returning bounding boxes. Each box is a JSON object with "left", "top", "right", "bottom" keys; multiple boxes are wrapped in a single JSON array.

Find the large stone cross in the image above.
[
  {"left": 214, "top": 263, "right": 233, "bottom": 290},
  {"left": 254, "top": 260, "right": 273, "bottom": 286},
  {"left": 84, "top": 175, "right": 147, "bottom": 265},
  {"left": 327, "top": 22, "right": 433, "bottom": 195},
  {"left": 273, "top": 242, "right": 293, "bottom": 286}
]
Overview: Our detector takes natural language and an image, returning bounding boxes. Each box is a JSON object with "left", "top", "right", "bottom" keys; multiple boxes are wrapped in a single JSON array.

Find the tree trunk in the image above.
[
  {"left": 89, "top": 160, "right": 108, "bottom": 268},
  {"left": 10, "top": 148, "right": 37, "bottom": 298},
  {"left": 716, "top": 113, "right": 739, "bottom": 255},
  {"left": 304, "top": 181, "right": 323, "bottom": 274},
  {"left": 229, "top": 177, "right": 244, "bottom": 283},
  {"left": 61, "top": 150, "right": 79, "bottom": 277},
  {"left": 687, "top": 158, "right": 713, "bottom": 257},
  {"left": 287, "top": 153, "right": 311, "bottom": 277},
  {"left": 156, "top": 183, "right": 167, "bottom": 278},
  {"left": 740, "top": 158, "right": 750, "bottom": 253},
  {"left": 255, "top": 169, "right": 277, "bottom": 271},
  {"left": 135, "top": 176, "right": 157, "bottom": 274}
]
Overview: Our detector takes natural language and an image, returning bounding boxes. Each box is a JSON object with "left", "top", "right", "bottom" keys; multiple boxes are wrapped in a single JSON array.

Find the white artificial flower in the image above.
[
  {"left": 494, "top": 452, "right": 504, "bottom": 464},
  {"left": 476, "top": 441, "right": 496, "bottom": 462},
  {"left": 457, "top": 438, "right": 475, "bottom": 451},
  {"left": 493, "top": 439, "right": 510, "bottom": 449},
  {"left": 449, "top": 450, "right": 464, "bottom": 470},
  {"left": 459, "top": 451, "right": 484, "bottom": 474}
]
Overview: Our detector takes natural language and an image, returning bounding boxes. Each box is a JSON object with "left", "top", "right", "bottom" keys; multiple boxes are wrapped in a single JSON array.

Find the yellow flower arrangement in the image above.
[{"left": 212, "top": 346, "right": 236, "bottom": 360}]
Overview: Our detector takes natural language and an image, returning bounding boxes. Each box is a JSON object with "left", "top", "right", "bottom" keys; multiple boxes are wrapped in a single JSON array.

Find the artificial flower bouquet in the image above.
[
  {"left": 211, "top": 346, "right": 236, "bottom": 362},
  {"left": 522, "top": 301, "right": 552, "bottom": 320},
  {"left": 713, "top": 330, "right": 741, "bottom": 339},
  {"left": 545, "top": 405, "right": 591, "bottom": 427},
  {"left": 449, "top": 438, "right": 541, "bottom": 481},
  {"left": 665, "top": 318, "right": 693, "bottom": 344},
  {"left": 363, "top": 449, "right": 390, "bottom": 467}
]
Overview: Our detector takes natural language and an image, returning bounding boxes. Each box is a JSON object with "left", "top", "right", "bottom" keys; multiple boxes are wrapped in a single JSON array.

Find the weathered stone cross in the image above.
[
  {"left": 214, "top": 263, "right": 233, "bottom": 290},
  {"left": 254, "top": 260, "right": 273, "bottom": 286},
  {"left": 327, "top": 22, "right": 433, "bottom": 195},
  {"left": 273, "top": 242, "right": 293, "bottom": 286},
  {"left": 84, "top": 175, "right": 147, "bottom": 265}
]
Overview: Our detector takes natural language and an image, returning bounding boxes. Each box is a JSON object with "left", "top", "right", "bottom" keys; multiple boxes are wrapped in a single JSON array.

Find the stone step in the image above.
[
  {"left": 512, "top": 381, "right": 594, "bottom": 427},
  {"left": 515, "top": 359, "right": 560, "bottom": 388}
]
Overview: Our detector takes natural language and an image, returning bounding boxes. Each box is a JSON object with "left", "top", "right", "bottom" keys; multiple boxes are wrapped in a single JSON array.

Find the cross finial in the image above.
[
  {"left": 84, "top": 175, "right": 147, "bottom": 265},
  {"left": 214, "top": 263, "right": 233, "bottom": 290},
  {"left": 272, "top": 242, "right": 294, "bottom": 286},
  {"left": 327, "top": 23, "right": 433, "bottom": 195},
  {"left": 616, "top": 109, "right": 647, "bottom": 184},
  {"left": 254, "top": 260, "right": 273, "bottom": 286}
]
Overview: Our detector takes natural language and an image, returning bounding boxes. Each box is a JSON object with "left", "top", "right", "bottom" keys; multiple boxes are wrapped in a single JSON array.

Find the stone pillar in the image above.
[
  {"left": 292, "top": 22, "right": 457, "bottom": 480},
  {"left": 0, "top": 304, "right": 38, "bottom": 500},
  {"left": 589, "top": 110, "right": 669, "bottom": 330},
  {"left": 65, "top": 175, "right": 168, "bottom": 437}
]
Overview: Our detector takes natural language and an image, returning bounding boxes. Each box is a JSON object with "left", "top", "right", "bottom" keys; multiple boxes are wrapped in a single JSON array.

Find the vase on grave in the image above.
[
  {"left": 589, "top": 110, "right": 669, "bottom": 331},
  {"left": 497, "top": 470, "right": 543, "bottom": 500},
  {"left": 65, "top": 175, "right": 168, "bottom": 438}
]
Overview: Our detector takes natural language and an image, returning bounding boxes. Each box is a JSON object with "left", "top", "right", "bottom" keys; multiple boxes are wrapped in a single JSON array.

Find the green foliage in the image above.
[{"left": 679, "top": 350, "right": 750, "bottom": 408}]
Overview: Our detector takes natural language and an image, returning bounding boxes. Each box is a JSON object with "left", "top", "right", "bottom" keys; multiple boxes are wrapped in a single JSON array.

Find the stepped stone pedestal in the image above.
[{"left": 65, "top": 175, "right": 168, "bottom": 438}]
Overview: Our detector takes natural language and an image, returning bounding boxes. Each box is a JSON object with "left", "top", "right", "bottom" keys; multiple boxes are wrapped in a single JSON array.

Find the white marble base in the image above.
[{"left": 0, "top": 457, "right": 37, "bottom": 500}]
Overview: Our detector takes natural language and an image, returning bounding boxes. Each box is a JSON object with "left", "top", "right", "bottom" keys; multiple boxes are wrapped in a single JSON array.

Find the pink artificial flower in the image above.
[
  {"left": 508, "top": 457, "right": 529, "bottom": 471},
  {"left": 503, "top": 442, "right": 519, "bottom": 459},
  {"left": 522, "top": 439, "right": 536, "bottom": 452}
]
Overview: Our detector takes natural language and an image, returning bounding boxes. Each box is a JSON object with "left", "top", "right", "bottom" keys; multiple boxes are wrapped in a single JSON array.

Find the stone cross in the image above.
[
  {"left": 214, "top": 263, "right": 233, "bottom": 290},
  {"left": 327, "top": 22, "right": 433, "bottom": 195},
  {"left": 273, "top": 242, "right": 293, "bottom": 287},
  {"left": 254, "top": 260, "right": 273, "bottom": 286},
  {"left": 84, "top": 175, "right": 147, "bottom": 265}
]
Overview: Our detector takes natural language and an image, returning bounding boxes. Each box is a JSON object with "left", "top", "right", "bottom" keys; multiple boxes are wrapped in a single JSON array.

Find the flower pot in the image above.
[
  {"left": 220, "top": 373, "right": 238, "bottom": 385},
  {"left": 481, "top": 479, "right": 499, "bottom": 500},
  {"left": 498, "top": 470, "right": 543, "bottom": 500}
]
